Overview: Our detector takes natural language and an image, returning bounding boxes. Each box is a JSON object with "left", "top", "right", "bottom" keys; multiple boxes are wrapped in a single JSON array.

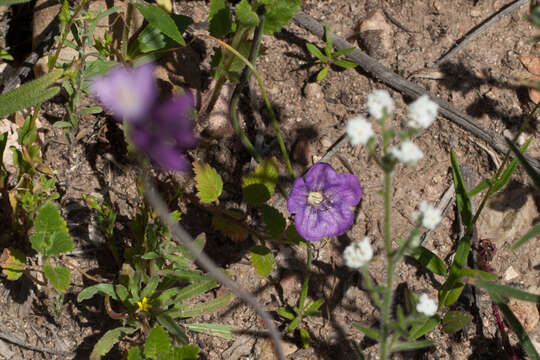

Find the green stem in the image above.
[
  {"left": 298, "top": 242, "right": 312, "bottom": 312},
  {"left": 121, "top": 1, "right": 134, "bottom": 60},
  {"left": 380, "top": 169, "right": 394, "bottom": 360}
]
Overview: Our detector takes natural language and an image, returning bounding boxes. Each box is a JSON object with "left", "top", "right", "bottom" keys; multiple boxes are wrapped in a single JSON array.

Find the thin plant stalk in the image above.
[{"left": 298, "top": 242, "right": 313, "bottom": 312}]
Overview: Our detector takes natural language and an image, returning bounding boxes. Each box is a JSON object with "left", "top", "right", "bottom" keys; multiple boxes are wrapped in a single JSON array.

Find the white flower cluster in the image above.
[
  {"left": 344, "top": 237, "right": 373, "bottom": 269},
  {"left": 416, "top": 293, "right": 437, "bottom": 316},
  {"left": 367, "top": 89, "right": 395, "bottom": 119},
  {"left": 346, "top": 116, "right": 375, "bottom": 145},
  {"left": 408, "top": 95, "right": 438, "bottom": 129},
  {"left": 413, "top": 201, "right": 442, "bottom": 230},
  {"left": 388, "top": 140, "right": 424, "bottom": 165}
]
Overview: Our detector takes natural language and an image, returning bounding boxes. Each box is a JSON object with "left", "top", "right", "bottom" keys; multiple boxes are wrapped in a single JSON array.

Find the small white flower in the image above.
[
  {"left": 346, "top": 116, "right": 375, "bottom": 146},
  {"left": 388, "top": 140, "right": 424, "bottom": 165},
  {"left": 416, "top": 294, "right": 437, "bottom": 316},
  {"left": 413, "top": 201, "right": 442, "bottom": 230},
  {"left": 408, "top": 95, "right": 439, "bottom": 129},
  {"left": 344, "top": 237, "right": 373, "bottom": 269},
  {"left": 367, "top": 90, "right": 394, "bottom": 119}
]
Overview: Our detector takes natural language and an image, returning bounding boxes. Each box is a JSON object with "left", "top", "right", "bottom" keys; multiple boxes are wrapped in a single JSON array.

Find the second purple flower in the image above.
[{"left": 287, "top": 163, "right": 362, "bottom": 242}]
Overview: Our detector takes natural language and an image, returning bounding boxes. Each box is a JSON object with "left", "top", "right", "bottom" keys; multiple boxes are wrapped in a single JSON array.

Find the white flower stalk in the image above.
[
  {"left": 416, "top": 294, "right": 438, "bottom": 316},
  {"left": 388, "top": 140, "right": 424, "bottom": 165},
  {"left": 367, "top": 90, "right": 394, "bottom": 120},
  {"left": 344, "top": 237, "right": 373, "bottom": 269},
  {"left": 408, "top": 95, "right": 439, "bottom": 129},
  {"left": 413, "top": 201, "right": 442, "bottom": 230},
  {"left": 346, "top": 116, "right": 375, "bottom": 146}
]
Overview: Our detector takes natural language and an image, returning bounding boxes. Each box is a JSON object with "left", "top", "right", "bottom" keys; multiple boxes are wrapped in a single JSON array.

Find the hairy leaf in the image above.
[
  {"left": 0, "top": 248, "right": 25, "bottom": 280},
  {"left": 249, "top": 245, "right": 275, "bottom": 277},
  {"left": 193, "top": 162, "right": 223, "bottom": 203},
  {"left": 144, "top": 325, "right": 171, "bottom": 359},
  {"left": 236, "top": 0, "right": 259, "bottom": 27},
  {"left": 30, "top": 202, "right": 73, "bottom": 256},
  {"left": 183, "top": 323, "right": 233, "bottom": 340},
  {"left": 43, "top": 265, "right": 70, "bottom": 293}
]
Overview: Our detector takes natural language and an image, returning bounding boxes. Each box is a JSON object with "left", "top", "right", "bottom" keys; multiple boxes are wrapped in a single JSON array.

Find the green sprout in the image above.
[{"left": 305, "top": 24, "right": 357, "bottom": 81}]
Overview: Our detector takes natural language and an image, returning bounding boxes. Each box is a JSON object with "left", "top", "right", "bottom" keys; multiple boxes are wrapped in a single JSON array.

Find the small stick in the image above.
[
  {"left": 435, "top": 0, "right": 528, "bottom": 66},
  {"left": 0, "top": 328, "right": 74, "bottom": 357}
]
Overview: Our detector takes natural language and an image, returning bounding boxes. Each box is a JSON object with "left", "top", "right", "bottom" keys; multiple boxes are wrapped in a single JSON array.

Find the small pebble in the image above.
[
  {"left": 304, "top": 82, "right": 323, "bottom": 100},
  {"left": 504, "top": 266, "right": 519, "bottom": 281}
]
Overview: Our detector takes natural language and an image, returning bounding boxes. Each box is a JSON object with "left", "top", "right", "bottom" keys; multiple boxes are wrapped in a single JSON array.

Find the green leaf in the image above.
[
  {"left": 506, "top": 138, "right": 540, "bottom": 190},
  {"left": 30, "top": 202, "right": 73, "bottom": 256},
  {"left": 287, "top": 316, "right": 300, "bottom": 332},
  {"left": 242, "top": 183, "right": 270, "bottom": 206},
  {"left": 249, "top": 245, "right": 275, "bottom": 277},
  {"left": 183, "top": 323, "right": 233, "bottom": 340},
  {"left": 158, "top": 269, "right": 208, "bottom": 283},
  {"left": 243, "top": 157, "right": 279, "bottom": 199},
  {"left": 441, "top": 281, "right": 465, "bottom": 306},
  {"left": 299, "top": 327, "right": 310, "bottom": 348},
  {"left": 285, "top": 224, "right": 303, "bottom": 244},
  {"left": 140, "top": 276, "right": 159, "bottom": 299},
  {"left": 467, "top": 179, "right": 491, "bottom": 197},
  {"left": 172, "top": 279, "right": 219, "bottom": 304},
  {"left": 332, "top": 47, "right": 355, "bottom": 57},
  {"left": 257, "top": 0, "right": 301, "bottom": 35},
  {"left": 450, "top": 151, "right": 472, "bottom": 228},
  {"left": 133, "top": 3, "right": 186, "bottom": 46},
  {"left": 442, "top": 311, "right": 473, "bottom": 334},
  {"left": 277, "top": 307, "right": 295, "bottom": 320},
  {"left": 304, "top": 299, "right": 324, "bottom": 316},
  {"left": 473, "top": 279, "right": 540, "bottom": 303},
  {"left": 457, "top": 267, "right": 497, "bottom": 281},
  {"left": 77, "top": 283, "right": 117, "bottom": 302},
  {"left": 324, "top": 24, "right": 332, "bottom": 57},
  {"left": 212, "top": 213, "right": 249, "bottom": 243},
  {"left": 127, "top": 346, "right": 144, "bottom": 360},
  {"left": 0, "top": 48, "right": 13, "bottom": 61},
  {"left": 0, "top": 248, "right": 25, "bottom": 280},
  {"left": 396, "top": 239, "right": 447, "bottom": 276},
  {"left": 90, "top": 327, "right": 137, "bottom": 360},
  {"left": 392, "top": 340, "right": 433, "bottom": 352},
  {"left": 489, "top": 291, "right": 540, "bottom": 360},
  {"left": 491, "top": 138, "right": 531, "bottom": 194},
  {"left": 316, "top": 66, "right": 329, "bottom": 81},
  {"left": 43, "top": 265, "right": 70, "bottom": 293},
  {"left": 333, "top": 59, "right": 357, "bottom": 69},
  {"left": 193, "top": 162, "right": 223, "bottom": 203},
  {"left": 209, "top": 0, "right": 232, "bottom": 38},
  {"left": 169, "top": 293, "right": 235, "bottom": 318},
  {"left": 236, "top": 0, "right": 259, "bottom": 27},
  {"left": 134, "top": 25, "right": 167, "bottom": 54},
  {"left": 145, "top": 325, "right": 171, "bottom": 359},
  {"left": 306, "top": 43, "right": 326, "bottom": 61},
  {"left": 512, "top": 223, "right": 540, "bottom": 250},
  {"left": 171, "top": 345, "right": 200, "bottom": 360},
  {"left": 261, "top": 205, "right": 286, "bottom": 238},
  {"left": 409, "top": 316, "right": 439, "bottom": 340},
  {"left": 352, "top": 323, "right": 381, "bottom": 341},
  {"left": 0, "top": 69, "right": 62, "bottom": 117},
  {"left": 155, "top": 313, "right": 189, "bottom": 345}
]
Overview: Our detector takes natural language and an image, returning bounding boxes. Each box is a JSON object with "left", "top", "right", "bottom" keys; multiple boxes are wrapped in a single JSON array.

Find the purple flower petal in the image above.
[
  {"left": 91, "top": 63, "right": 158, "bottom": 121},
  {"left": 154, "top": 94, "right": 198, "bottom": 148},
  {"left": 287, "top": 177, "right": 308, "bottom": 214},
  {"left": 326, "top": 173, "right": 362, "bottom": 206}
]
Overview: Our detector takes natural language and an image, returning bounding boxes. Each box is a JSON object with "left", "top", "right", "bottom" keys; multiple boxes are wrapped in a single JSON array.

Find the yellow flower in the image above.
[
  {"left": 157, "top": 0, "right": 172, "bottom": 13},
  {"left": 137, "top": 297, "right": 152, "bottom": 312}
]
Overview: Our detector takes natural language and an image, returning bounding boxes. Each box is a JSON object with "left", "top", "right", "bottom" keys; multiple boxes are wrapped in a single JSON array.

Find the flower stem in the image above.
[{"left": 380, "top": 169, "right": 395, "bottom": 360}]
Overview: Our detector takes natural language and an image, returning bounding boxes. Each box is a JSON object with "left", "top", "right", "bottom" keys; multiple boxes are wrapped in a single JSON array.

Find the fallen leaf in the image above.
[
  {"left": 519, "top": 56, "right": 540, "bottom": 75},
  {"left": 528, "top": 76, "right": 540, "bottom": 104}
]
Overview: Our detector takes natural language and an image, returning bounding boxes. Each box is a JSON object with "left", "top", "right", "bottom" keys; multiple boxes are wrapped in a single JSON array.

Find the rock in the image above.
[
  {"left": 0, "top": 119, "right": 20, "bottom": 174},
  {"left": 320, "top": 135, "right": 332, "bottom": 148},
  {"left": 508, "top": 298, "right": 539, "bottom": 332},
  {"left": 304, "top": 82, "right": 323, "bottom": 100},
  {"left": 357, "top": 10, "right": 393, "bottom": 60},
  {"left": 504, "top": 266, "right": 519, "bottom": 281}
]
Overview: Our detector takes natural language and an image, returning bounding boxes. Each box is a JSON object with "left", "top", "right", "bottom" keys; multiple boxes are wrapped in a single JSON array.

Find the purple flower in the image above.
[
  {"left": 287, "top": 163, "right": 362, "bottom": 242},
  {"left": 91, "top": 62, "right": 158, "bottom": 122},
  {"left": 130, "top": 92, "right": 197, "bottom": 171}
]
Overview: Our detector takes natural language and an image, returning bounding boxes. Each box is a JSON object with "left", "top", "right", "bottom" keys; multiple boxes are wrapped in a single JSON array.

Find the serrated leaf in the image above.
[
  {"left": 316, "top": 66, "right": 329, "bottom": 81},
  {"left": 77, "top": 283, "right": 117, "bottom": 302},
  {"left": 249, "top": 245, "right": 275, "bottom": 277},
  {"left": 209, "top": 0, "right": 232, "bottom": 38},
  {"left": 90, "top": 327, "right": 137, "bottom": 360},
  {"left": 43, "top": 265, "right": 70, "bottom": 293},
  {"left": 409, "top": 315, "right": 439, "bottom": 340},
  {"left": 243, "top": 157, "right": 279, "bottom": 199},
  {"left": 145, "top": 325, "right": 171, "bottom": 359},
  {"left": 236, "top": 0, "right": 258, "bottom": 26},
  {"left": 172, "top": 345, "right": 200, "bottom": 360},
  {"left": 212, "top": 214, "right": 249, "bottom": 243},
  {"left": 261, "top": 205, "right": 286, "bottom": 238},
  {"left": 257, "top": 0, "right": 301, "bottom": 35},
  {"left": 133, "top": 3, "right": 186, "bottom": 46},
  {"left": 442, "top": 310, "right": 473, "bottom": 334},
  {"left": 30, "top": 202, "right": 73, "bottom": 256},
  {"left": 183, "top": 323, "right": 233, "bottom": 340},
  {"left": 0, "top": 69, "right": 62, "bottom": 117},
  {"left": 0, "top": 248, "right": 25, "bottom": 280},
  {"left": 193, "top": 162, "right": 223, "bottom": 203}
]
